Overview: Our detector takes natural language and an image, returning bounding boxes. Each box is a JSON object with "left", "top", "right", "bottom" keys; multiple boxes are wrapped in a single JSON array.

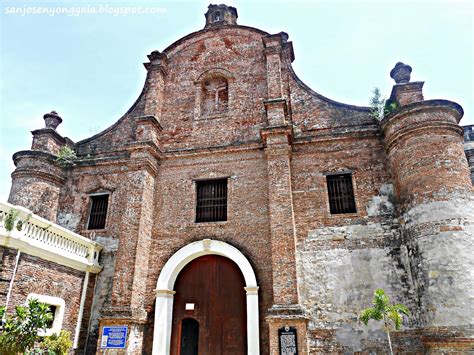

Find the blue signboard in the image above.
[{"left": 101, "top": 326, "right": 128, "bottom": 349}]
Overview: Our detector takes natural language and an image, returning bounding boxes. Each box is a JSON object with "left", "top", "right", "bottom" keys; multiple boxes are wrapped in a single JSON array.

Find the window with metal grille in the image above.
[
  {"left": 87, "top": 194, "right": 109, "bottom": 230},
  {"left": 326, "top": 174, "right": 356, "bottom": 214},
  {"left": 195, "top": 179, "right": 227, "bottom": 223}
]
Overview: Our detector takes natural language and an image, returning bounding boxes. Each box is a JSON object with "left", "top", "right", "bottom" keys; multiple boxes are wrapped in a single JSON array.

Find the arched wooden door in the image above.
[{"left": 170, "top": 255, "right": 247, "bottom": 355}]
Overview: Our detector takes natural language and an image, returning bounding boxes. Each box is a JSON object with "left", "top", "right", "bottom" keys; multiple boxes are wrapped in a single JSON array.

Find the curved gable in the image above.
[{"left": 75, "top": 7, "right": 376, "bottom": 155}]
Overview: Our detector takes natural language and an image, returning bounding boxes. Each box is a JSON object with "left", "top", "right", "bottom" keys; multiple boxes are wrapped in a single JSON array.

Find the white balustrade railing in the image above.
[{"left": 0, "top": 201, "right": 102, "bottom": 273}]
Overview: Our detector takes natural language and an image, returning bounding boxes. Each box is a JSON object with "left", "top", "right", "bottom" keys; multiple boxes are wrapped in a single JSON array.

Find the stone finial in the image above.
[
  {"left": 204, "top": 4, "right": 238, "bottom": 28},
  {"left": 390, "top": 62, "right": 412, "bottom": 84},
  {"left": 43, "top": 110, "right": 63, "bottom": 130},
  {"left": 147, "top": 50, "right": 167, "bottom": 64},
  {"left": 144, "top": 50, "right": 168, "bottom": 75}
]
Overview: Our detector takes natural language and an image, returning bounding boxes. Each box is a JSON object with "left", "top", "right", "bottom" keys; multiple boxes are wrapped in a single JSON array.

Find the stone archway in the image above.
[{"left": 152, "top": 239, "right": 260, "bottom": 355}]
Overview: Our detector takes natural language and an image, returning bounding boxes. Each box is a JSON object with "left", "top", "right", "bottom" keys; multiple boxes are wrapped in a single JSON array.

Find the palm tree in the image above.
[{"left": 360, "top": 288, "right": 410, "bottom": 355}]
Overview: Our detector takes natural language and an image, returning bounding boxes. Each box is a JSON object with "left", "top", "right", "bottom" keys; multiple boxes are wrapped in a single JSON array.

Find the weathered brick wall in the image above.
[
  {"left": 8, "top": 152, "right": 66, "bottom": 222},
  {"left": 159, "top": 27, "right": 268, "bottom": 150},
  {"left": 56, "top": 166, "right": 126, "bottom": 233},
  {"left": 0, "top": 246, "right": 17, "bottom": 304},
  {"left": 82, "top": 235, "right": 118, "bottom": 354},
  {"left": 289, "top": 67, "right": 373, "bottom": 133},
  {"left": 467, "top": 148, "right": 474, "bottom": 184},
  {"left": 382, "top": 103, "right": 471, "bottom": 210},
  {"left": 464, "top": 124, "right": 474, "bottom": 184},
  {"left": 382, "top": 87, "right": 474, "bottom": 349},
  {"left": 142, "top": 148, "right": 273, "bottom": 353},
  {"left": 76, "top": 273, "right": 97, "bottom": 351},
  {"left": 59, "top": 166, "right": 154, "bottom": 316},
  {"left": 0, "top": 246, "right": 85, "bottom": 337},
  {"left": 31, "top": 129, "right": 65, "bottom": 155},
  {"left": 70, "top": 26, "right": 269, "bottom": 162},
  {"left": 401, "top": 200, "right": 474, "bottom": 328},
  {"left": 289, "top": 131, "right": 421, "bottom": 352}
]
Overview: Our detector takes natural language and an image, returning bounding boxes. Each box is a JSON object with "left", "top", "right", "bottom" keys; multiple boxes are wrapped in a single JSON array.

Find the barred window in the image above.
[
  {"left": 87, "top": 194, "right": 109, "bottom": 230},
  {"left": 326, "top": 174, "right": 356, "bottom": 214},
  {"left": 196, "top": 179, "right": 227, "bottom": 223}
]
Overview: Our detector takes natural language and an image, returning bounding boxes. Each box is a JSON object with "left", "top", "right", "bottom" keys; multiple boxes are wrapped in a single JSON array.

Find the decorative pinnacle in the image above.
[
  {"left": 390, "top": 62, "right": 412, "bottom": 84},
  {"left": 147, "top": 50, "right": 164, "bottom": 63},
  {"left": 43, "top": 110, "right": 63, "bottom": 130},
  {"left": 204, "top": 4, "right": 238, "bottom": 28}
]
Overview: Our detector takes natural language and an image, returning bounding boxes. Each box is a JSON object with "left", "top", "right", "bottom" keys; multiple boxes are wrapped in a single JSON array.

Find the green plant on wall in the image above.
[
  {"left": 384, "top": 100, "right": 398, "bottom": 116},
  {"left": 56, "top": 146, "right": 77, "bottom": 167},
  {"left": 3, "top": 209, "right": 32, "bottom": 232},
  {"left": 369, "top": 87, "right": 398, "bottom": 120},
  {"left": 3, "top": 208, "right": 20, "bottom": 232},
  {"left": 0, "top": 298, "right": 53, "bottom": 354},
  {"left": 360, "top": 288, "right": 410, "bottom": 355},
  {"left": 15, "top": 213, "right": 32, "bottom": 232}
]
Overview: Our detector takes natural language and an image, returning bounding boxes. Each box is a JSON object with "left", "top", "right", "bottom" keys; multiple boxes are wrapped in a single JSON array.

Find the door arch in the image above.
[{"left": 152, "top": 239, "right": 260, "bottom": 355}]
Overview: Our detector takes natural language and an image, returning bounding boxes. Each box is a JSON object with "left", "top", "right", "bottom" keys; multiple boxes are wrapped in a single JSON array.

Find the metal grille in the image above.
[
  {"left": 196, "top": 179, "right": 227, "bottom": 223},
  {"left": 326, "top": 174, "right": 356, "bottom": 214},
  {"left": 87, "top": 194, "right": 109, "bottom": 230}
]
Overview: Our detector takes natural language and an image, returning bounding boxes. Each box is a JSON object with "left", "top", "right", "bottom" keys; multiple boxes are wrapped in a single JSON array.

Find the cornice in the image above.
[
  {"left": 384, "top": 121, "right": 464, "bottom": 153},
  {"left": 11, "top": 168, "right": 66, "bottom": 186},
  {"left": 13, "top": 150, "right": 57, "bottom": 164},
  {"left": 381, "top": 99, "right": 464, "bottom": 130}
]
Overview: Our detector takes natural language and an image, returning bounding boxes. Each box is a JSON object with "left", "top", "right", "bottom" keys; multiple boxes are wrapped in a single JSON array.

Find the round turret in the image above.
[
  {"left": 381, "top": 63, "right": 474, "bottom": 347},
  {"left": 382, "top": 63, "right": 471, "bottom": 209}
]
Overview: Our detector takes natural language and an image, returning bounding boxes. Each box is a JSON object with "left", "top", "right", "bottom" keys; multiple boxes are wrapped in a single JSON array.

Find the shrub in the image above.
[
  {"left": 0, "top": 299, "right": 53, "bottom": 354},
  {"left": 40, "top": 330, "right": 73, "bottom": 355}
]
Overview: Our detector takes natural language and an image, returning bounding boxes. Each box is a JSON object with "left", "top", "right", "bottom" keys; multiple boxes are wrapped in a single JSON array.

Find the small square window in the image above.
[
  {"left": 87, "top": 194, "right": 109, "bottom": 230},
  {"left": 213, "top": 11, "right": 221, "bottom": 22},
  {"left": 196, "top": 179, "right": 227, "bottom": 223},
  {"left": 326, "top": 173, "right": 356, "bottom": 214}
]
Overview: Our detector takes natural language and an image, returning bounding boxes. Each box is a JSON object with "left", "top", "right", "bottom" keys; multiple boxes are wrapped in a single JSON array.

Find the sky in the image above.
[{"left": 0, "top": 0, "right": 472, "bottom": 201}]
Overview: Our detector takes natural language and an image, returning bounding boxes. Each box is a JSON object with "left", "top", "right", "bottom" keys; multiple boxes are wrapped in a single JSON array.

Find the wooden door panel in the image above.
[
  {"left": 170, "top": 255, "right": 246, "bottom": 355},
  {"left": 222, "top": 318, "right": 243, "bottom": 354}
]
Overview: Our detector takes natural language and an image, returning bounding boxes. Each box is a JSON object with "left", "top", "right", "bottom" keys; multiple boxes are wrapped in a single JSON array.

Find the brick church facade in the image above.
[{"left": 3, "top": 4, "right": 474, "bottom": 354}]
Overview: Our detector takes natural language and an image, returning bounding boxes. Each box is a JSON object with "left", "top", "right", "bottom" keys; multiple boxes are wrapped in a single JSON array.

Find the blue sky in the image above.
[{"left": 0, "top": 0, "right": 472, "bottom": 201}]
